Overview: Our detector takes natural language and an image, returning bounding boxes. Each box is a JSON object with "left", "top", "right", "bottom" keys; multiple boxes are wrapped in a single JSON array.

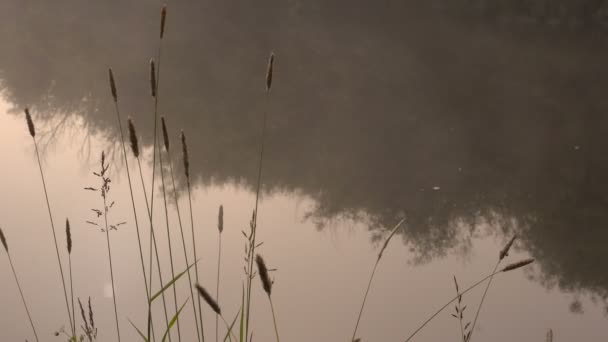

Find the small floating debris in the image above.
[{"left": 432, "top": 186, "right": 440, "bottom": 191}]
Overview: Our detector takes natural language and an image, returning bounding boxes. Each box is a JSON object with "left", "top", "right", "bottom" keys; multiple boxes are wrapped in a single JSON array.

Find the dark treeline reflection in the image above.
[{"left": 2, "top": 1, "right": 608, "bottom": 307}]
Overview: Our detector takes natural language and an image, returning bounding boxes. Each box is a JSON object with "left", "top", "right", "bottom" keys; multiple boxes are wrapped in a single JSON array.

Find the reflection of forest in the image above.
[{"left": 1, "top": 0, "right": 608, "bottom": 305}]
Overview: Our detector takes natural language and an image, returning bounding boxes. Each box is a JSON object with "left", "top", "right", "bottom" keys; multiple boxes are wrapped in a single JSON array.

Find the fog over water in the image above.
[{"left": 1, "top": 1, "right": 608, "bottom": 341}]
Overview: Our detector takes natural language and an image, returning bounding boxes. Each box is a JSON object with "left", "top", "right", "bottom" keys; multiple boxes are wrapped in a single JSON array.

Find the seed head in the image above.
[
  {"left": 24, "top": 108, "right": 36, "bottom": 137},
  {"left": 501, "top": 258, "right": 535, "bottom": 273},
  {"left": 150, "top": 59, "right": 157, "bottom": 97},
  {"left": 66, "top": 219, "right": 72, "bottom": 254},
  {"left": 160, "top": 5, "right": 167, "bottom": 39},
  {"left": 195, "top": 284, "right": 221, "bottom": 315},
  {"left": 128, "top": 118, "right": 140, "bottom": 158},
  {"left": 499, "top": 235, "right": 517, "bottom": 261},
  {"left": 218, "top": 205, "right": 224, "bottom": 233},
  {"left": 161, "top": 116, "right": 170, "bottom": 151},
  {"left": 266, "top": 52, "right": 275, "bottom": 91},
  {"left": 181, "top": 130, "right": 190, "bottom": 180},
  {"left": 255, "top": 254, "right": 272, "bottom": 296},
  {"left": 108, "top": 68, "right": 118, "bottom": 102},
  {"left": 0, "top": 227, "right": 8, "bottom": 252}
]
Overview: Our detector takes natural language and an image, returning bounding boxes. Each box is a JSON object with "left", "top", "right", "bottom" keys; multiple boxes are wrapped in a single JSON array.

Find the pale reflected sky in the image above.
[{"left": 1, "top": 97, "right": 606, "bottom": 341}]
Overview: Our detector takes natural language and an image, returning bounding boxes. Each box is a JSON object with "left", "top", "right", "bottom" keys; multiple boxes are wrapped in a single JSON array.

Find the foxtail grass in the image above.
[
  {"left": 24, "top": 108, "right": 74, "bottom": 335},
  {"left": 128, "top": 118, "right": 173, "bottom": 341},
  {"left": 255, "top": 254, "right": 280, "bottom": 342},
  {"left": 402, "top": 258, "right": 535, "bottom": 342},
  {"left": 351, "top": 217, "right": 406, "bottom": 341},
  {"left": 98, "top": 151, "right": 121, "bottom": 341},
  {"left": 66, "top": 219, "right": 76, "bottom": 339},
  {"left": 181, "top": 130, "right": 206, "bottom": 341},
  {"left": 162, "top": 117, "right": 202, "bottom": 341},
  {"left": 195, "top": 285, "right": 238, "bottom": 342},
  {"left": 108, "top": 68, "right": 155, "bottom": 341},
  {"left": 0, "top": 227, "right": 39, "bottom": 342},
  {"left": 215, "top": 205, "right": 224, "bottom": 342},
  {"left": 244, "top": 51, "right": 275, "bottom": 341},
  {"left": 467, "top": 235, "right": 517, "bottom": 342}
]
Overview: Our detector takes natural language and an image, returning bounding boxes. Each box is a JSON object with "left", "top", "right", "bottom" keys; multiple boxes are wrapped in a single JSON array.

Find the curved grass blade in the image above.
[
  {"left": 162, "top": 299, "right": 190, "bottom": 342},
  {"left": 129, "top": 318, "right": 149, "bottom": 342},
  {"left": 151, "top": 260, "right": 198, "bottom": 303},
  {"left": 223, "top": 309, "right": 241, "bottom": 342}
]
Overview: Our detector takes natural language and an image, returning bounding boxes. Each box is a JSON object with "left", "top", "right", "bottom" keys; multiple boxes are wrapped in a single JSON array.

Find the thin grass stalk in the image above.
[
  {"left": 1, "top": 228, "right": 40, "bottom": 342},
  {"left": 158, "top": 122, "right": 182, "bottom": 341},
  {"left": 109, "top": 69, "right": 155, "bottom": 342},
  {"left": 268, "top": 297, "right": 280, "bottom": 342},
  {"left": 453, "top": 277, "right": 465, "bottom": 342},
  {"left": 245, "top": 52, "right": 274, "bottom": 339},
  {"left": 403, "top": 258, "right": 534, "bottom": 342},
  {"left": 25, "top": 109, "right": 74, "bottom": 334},
  {"left": 165, "top": 126, "right": 202, "bottom": 341},
  {"left": 182, "top": 131, "right": 206, "bottom": 341},
  {"left": 66, "top": 219, "right": 76, "bottom": 339},
  {"left": 351, "top": 217, "right": 405, "bottom": 341},
  {"left": 135, "top": 152, "right": 173, "bottom": 342},
  {"left": 215, "top": 205, "right": 223, "bottom": 342},
  {"left": 148, "top": 5, "right": 166, "bottom": 334},
  {"left": 467, "top": 235, "right": 517, "bottom": 342},
  {"left": 102, "top": 185, "right": 121, "bottom": 341}
]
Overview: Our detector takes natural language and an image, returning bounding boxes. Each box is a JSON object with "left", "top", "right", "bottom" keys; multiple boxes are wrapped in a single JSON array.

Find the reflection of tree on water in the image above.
[{"left": 2, "top": 0, "right": 608, "bottom": 311}]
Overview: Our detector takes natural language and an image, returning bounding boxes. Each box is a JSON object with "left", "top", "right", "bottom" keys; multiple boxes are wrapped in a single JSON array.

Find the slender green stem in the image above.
[
  {"left": 103, "top": 193, "right": 121, "bottom": 341},
  {"left": 159, "top": 140, "right": 182, "bottom": 341},
  {"left": 136, "top": 156, "right": 172, "bottom": 342},
  {"left": 148, "top": 25, "right": 164, "bottom": 342},
  {"left": 351, "top": 257, "right": 380, "bottom": 341},
  {"left": 32, "top": 141, "right": 73, "bottom": 334},
  {"left": 167, "top": 153, "right": 202, "bottom": 342},
  {"left": 268, "top": 296, "right": 280, "bottom": 342},
  {"left": 69, "top": 254, "right": 76, "bottom": 339},
  {"left": 111, "top": 98, "right": 156, "bottom": 342},
  {"left": 403, "top": 271, "right": 500, "bottom": 342},
  {"left": 5, "top": 252, "right": 39, "bottom": 342},
  {"left": 186, "top": 178, "right": 205, "bottom": 341},
  {"left": 245, "top": 89, "right": 270, "bottom": 339},
  {"left": 468, "top": 260, "right": 501, "bottom": 342},
  {"left": 216, "top": 234, "right": 222, "bottom": 342}
]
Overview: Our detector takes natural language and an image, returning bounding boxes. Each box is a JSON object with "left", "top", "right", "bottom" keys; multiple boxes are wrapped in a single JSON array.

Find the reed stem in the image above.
[
  {"left": 158, "top": 130, "right": 182, "bottom": 341},
  {"left": 1, "top": 230, "right": 39, "bottom": 342},
  {"left": 166, "top": 143, "right": 202, "bottom": 342},
  {"left": 109, "top": 72, "right": 156, "bottom": 341},
  {"left": 351, "top": 217, "right": 405, "bottom": 341},
  {"left": 215, "top": 233, "right": 222, "bottom": 342},
  {"left": 186, "top": 176, "right": 205, "bottom": 341},
  {"left": 268, "top": 297, "right": 280, "bottom": 342},
  {"left": 136, "top": 155, "right": 172, "bottom": 342},
  {"left": 102, "top": 192, "right": 121, "bottom": 342},
  {"left": 30, "top": 133, "right": 74, "bottom": 334}
]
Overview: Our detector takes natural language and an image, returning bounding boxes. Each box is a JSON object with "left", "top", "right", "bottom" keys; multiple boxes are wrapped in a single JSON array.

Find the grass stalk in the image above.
[
  {"left": 24, "top": 108, "right": 74, "bottom": 335},
  {"left": 129, "top": 119, "right": 173, "bottom": 341},
  {"left": 158, "top": 117, "right": 182, "bottom": 341},
  {"left": 163, "top": 118, "right": 202, "bottom": 342},
  {"left": 98, "top": 151, "right": 121, "bottom": 341},
  {"left": 108, "top": 68, "right": 156, "bottom": 342},
  {"left": 215, "top": 205, "right": 223, "bottom": 342},
  {"left": 244, "top": 51, "right": 275, "bottom": 340},
  {"left": 351, "top": 217, "right": 405, "bottom": 341},
  {"left": 66, "top": 219, "right": 76, "bottom": 339},
  {"left": 181, "top": 131, "right": 206, "bottom": 341},
  {"left": 402, "top": 258, "right": 535, "bottom": 342},
  {"left": 467, "top": 235, "right": 517, "bottom": 342},
  {"left": 0, "top": 228, "right": 39, "bottom": 342}
]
